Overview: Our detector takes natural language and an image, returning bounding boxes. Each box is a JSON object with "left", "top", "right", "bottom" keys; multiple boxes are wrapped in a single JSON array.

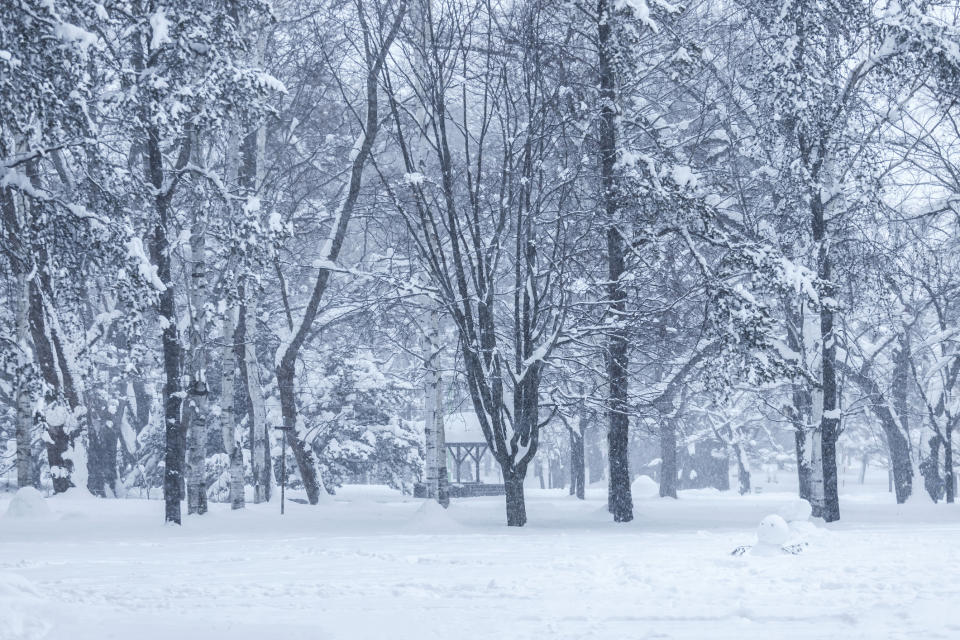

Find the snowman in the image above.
[{"left": 731, "top": 514, "right": 809, "bottom": 556}]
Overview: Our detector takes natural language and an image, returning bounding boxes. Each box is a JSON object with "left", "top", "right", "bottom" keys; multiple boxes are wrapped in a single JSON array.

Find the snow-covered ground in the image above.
[{"left": 2, "top": 472, "right": 959, "bottom": 640}]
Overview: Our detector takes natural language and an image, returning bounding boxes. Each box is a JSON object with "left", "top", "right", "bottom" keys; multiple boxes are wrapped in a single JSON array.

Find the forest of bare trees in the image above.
[{"left": 2, "top": 0, "right": 960, "bottom": 529}]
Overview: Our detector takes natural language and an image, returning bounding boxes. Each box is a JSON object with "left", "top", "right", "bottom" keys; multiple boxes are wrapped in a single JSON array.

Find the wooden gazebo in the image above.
[{"left": 443, "top": 412, "right": 504, "bottom": 497}]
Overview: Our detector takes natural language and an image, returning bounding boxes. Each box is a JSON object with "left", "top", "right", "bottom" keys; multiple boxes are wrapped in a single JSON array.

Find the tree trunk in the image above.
[
  {"left": 841, "top": 361, "right": 913, "bottom": 504},
  {"left": 789, "top": 397, "right": 814, "bottom": 502},
  {"left": 569, "top": 426, "right": 585, "bottom": 499},
  {"left": 422, "top": 306, "right": 439, "bottom": 499},
  {"left": 86, "top": 404, "right": 119, "bottom": 497},
  {"left": 276, "top": 361, "right": 322, "bottom": 504},
  {"left": 598, "top": 0, "right": 632, "bottom": 523},
  {"left": 146, "top": 125, "right": 185, "bottom": 524},
  {"left": 503, "top": 465, "right": 527, "bottom": 527},
  {"left": 586, "top": 423, "right": 604, "bottom": 484},
  {"left": 241, "top": 295, "right": 271, "bottom": 503},
  {"left": 270, "top": 6, "right": 404, "bottom": 505},
  {"left": 813, "top": 182, "right": 840, "bottom": 521},
  {"left": 945, "top": 428, "right": 955, "bottom": 504},
  {"left": 15, "top": 273, "right": 32, "bottom": 488},
  {"left": 735, "top": 445, "right": 751, "bottom": 495},
  {"left": 221, "top": 306, "right": 244, "bottom": 509},
  {"left": 185, "top": 213, "right": 210, "bottom": 516},
  {"left": 435, "top": 378, "right": 449, "bottom": 507},
  {"left": 27, "top": 278, "right": 74, "bottom": 494},
  {"left": 659, "top": 416, "right": 678, "bottom": 499}
]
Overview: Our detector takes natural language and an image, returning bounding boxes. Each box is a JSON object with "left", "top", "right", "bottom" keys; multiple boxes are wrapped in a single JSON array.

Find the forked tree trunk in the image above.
[
  {"left": 276, "top": 361, "right": 323, "bottom": 503},
  {"left": 271, "top": 4, "right": 405, "bottom": 505},
  {"left": 841, "top": 361, "right": 913, "bottom": 504}
]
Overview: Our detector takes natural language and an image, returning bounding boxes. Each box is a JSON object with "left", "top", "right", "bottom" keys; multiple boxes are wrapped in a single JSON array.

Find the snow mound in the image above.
[
  {"left": 406, "top": 500, "right": 464, "bottom": 533},
  {"left": 778, "top": 498, "right": 812, "bottom": 522},
  {"left": 756, "top": 514, "right": 790, "bottom": 546},
  {"left": 631, "top": 475, "right": 660, "bottom": 499},
  {"left": 3, "top": 487, "right": 52, "bottom": 519}
]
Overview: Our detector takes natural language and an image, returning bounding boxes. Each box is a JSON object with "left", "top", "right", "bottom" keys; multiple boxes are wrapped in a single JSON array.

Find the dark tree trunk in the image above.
[
  {"left": 887, "top": 425, "right": 914, "bottom": 504},
  {"left": 86, "top": 418, "right": 118, "bottom": 497},
  {"left": 569, "top": 428, "right": 585, "bottom": 499},
  {"left": 841, "top": 361, "right": 913, "bottom": 504},
  {"left": 922, "top": 436, "right": 944, "bottom": 503},
  {"left": 277, "top": 360, "right": 322, "bottom": 504},
  {"left": 145, "top": 123, "right": 186, "bottom": 525},
  {"left": 789, "top": 397, "right": 814, "bottom": 502},
  {"left": 736, "top": 447, "right": 751, "bottom": 495},
  {"left": 268, "top": 10, "right": 403, "bottom": 506},
  {"left": 945, "top": 428, "right": 955, "bottom": 504},
  {"left": 503, "top": 465, "right": 527, "bottom": 527},
  {"left": 27, "top": 280, "right": 73, "bottom": 494},
  {"left": 659, "top": 417, "right": 678, "bottom": 498},
  {"left": 813, "top": 191, "right": 840, "bottom": 522},
  {"left": 598, "top": 0, "right": 632, "bottom": 523},
  {"left": 586, "top": 423, "right": 604, "bottom": 484}
]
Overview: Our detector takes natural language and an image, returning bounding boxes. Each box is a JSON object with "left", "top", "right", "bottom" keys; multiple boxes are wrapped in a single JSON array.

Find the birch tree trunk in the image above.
[
  {"left": 435, "top": 367, "right": 449, "bottom": 508},
  {"left": 422, "top": 305, "right": 439, "bottom": 499},
  {"left": 221, "top": 306, "right": 244, "bottom": 509},
  {"left": 2, "top": 152, "right": 38, "bottom": 489},
  {"left": 243, "top": 294, "right": 271, "bottom": 503},
  {"left": 186, "top": 213, "right": 209, "bottom": 516}
]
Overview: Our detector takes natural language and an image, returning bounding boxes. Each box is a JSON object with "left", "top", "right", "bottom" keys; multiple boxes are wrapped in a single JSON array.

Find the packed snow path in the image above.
[{"left": 2, "top": 484, "right": 959, "bottom": 640}]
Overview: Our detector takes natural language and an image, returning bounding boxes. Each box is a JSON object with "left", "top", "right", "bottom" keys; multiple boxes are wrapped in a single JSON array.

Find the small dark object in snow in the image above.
[{"left": 730, "top": 542, "right": 808, "bottom": 556}]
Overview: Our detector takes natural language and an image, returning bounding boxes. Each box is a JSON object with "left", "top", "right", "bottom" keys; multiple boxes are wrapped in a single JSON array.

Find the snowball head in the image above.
[
  {"left": 777, "top": 498, "right": 813, "bottom": 523},
  {"left": 756, "top": 514, "right": 790, "bottom": 546},
  {"left": 3, "top": 487, "right": 52, "bottom": 519}
]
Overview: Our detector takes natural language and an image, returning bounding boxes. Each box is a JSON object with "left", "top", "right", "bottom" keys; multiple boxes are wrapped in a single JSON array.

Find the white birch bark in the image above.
[
  {"left": 802, "top": 301, "right": 826, "bottom": 513},
  {"left": 422, "top": 305, "right": 439, "bottom": 499},
  {"left": 244, "top": 293, "right": 271, "bottom": 503},
  {"left": 435, "top": 366, "right": 449, "bottom": 507},
  {"left": 186, "top": 212, "right": 209, "bottom": 515},
  {"left": 221, "top": 305, "right": 244, "bottom": 509}
]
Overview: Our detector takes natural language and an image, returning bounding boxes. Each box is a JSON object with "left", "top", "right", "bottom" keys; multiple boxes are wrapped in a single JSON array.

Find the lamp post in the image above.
[{"left": 275, "top": 425, "right": 293, "bottom": 515}]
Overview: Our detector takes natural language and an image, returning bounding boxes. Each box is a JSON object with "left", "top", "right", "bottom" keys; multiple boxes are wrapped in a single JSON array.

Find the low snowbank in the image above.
[
  {"left": 3, "top": 487, "right": 52, "bottom": 520},
  {"left": 406, "top": 499, "right": 464, "bottom": 533}
]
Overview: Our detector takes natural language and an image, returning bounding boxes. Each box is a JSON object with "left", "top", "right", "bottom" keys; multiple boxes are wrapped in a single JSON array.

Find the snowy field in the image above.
[{"left": 2, "top": 474, "right": 959, "bottom": 640}]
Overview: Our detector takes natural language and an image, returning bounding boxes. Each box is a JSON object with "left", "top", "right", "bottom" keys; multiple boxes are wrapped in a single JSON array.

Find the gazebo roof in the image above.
[{"left": 443, "top": 411, "right": 487, "bottom": 444}]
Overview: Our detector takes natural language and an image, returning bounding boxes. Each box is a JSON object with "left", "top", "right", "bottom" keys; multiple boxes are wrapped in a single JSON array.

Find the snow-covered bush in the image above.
[{"left": 301, "top": 349, "right": 421, "bottom": 493}]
